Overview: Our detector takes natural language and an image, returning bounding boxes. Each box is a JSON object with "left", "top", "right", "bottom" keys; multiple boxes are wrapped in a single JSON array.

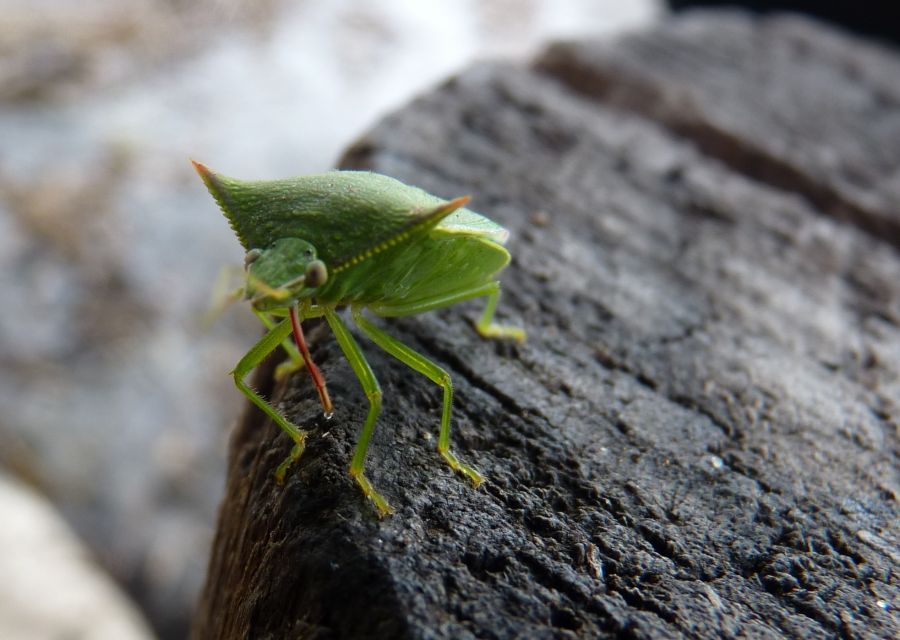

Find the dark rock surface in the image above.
[{"left": 194, "top": 11, "right": 899, "bottom": 639}]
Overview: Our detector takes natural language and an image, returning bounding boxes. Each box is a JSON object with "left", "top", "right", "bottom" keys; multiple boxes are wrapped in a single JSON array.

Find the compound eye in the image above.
[
  {"left": 244, "top": 249, "right": 262, "bottom": 269},
  {"left": 304, "top": 260, "right": 327, "bottom": 288}
]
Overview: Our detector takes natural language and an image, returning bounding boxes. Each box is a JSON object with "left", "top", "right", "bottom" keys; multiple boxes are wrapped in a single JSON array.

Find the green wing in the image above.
[{"left": 439, "top": 209, "right": 510, "bottom": 246}]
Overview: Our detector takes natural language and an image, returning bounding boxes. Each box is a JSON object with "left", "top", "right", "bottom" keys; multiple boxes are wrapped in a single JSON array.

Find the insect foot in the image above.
[
  {"left": 475, "top": 321, "right": 527, "bottom": 343},
  {"left": 274, "top": 436, "right": 308, "bottom": 485},
  {"left": 350, "top": 468, "right": 395, "bottom": 518},
  {"left": 440, "top": 449, "right": 485, "bottom": 488}
]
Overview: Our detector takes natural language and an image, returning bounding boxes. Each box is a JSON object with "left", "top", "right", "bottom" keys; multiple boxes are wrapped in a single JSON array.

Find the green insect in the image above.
[{"left": 193, "top": 161, "right": 524, "bottom": 516}]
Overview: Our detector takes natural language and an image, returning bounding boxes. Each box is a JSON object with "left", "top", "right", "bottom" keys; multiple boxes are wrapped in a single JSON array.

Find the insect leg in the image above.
[
  {"left": 201, "top": 264, "right": 244, "bottom": 329},
  {"left": 475, "top": 283, "right": 526, "bottom": 343},
  {"left": 372, "top": 281, "right": 525, "bottom": 343},
  {"left": 352, "top": 307, "right": 484, "bottom": 488},
  {"left": 323, "top": 308, "right": 394, "bottom": 517},
  {"left": 232, "top": 318, "right": 308, "bottom": 483},
  {"left": 254, "top": 310, "right": 305, "bottom": 381},
  {"left": 371, "top": 281, "right": 499, "bottom": 317}
]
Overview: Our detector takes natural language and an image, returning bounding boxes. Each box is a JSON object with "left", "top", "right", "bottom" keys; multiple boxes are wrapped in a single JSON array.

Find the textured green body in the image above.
[{"left": 199, "top": 170, "right": 510, "bottom": 309}]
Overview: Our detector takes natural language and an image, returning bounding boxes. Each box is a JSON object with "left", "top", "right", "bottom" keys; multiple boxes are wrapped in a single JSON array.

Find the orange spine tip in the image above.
[
  {"left": 442, "top": 195, "right": 471, "bottom": 211},
  {"left": 190, "top": 159, "right": 213, "bottom": 180}
]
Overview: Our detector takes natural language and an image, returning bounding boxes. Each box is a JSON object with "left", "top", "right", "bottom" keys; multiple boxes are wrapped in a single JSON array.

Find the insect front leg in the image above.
[
  {"left": 323, "top": 308, "right": 394, "bottom": 517},
  {"left": 232, "top": 318, "right": 308, "bottom": 483},
  {"left": 352, "top": 307, "right": 484, "bottom": 488}
]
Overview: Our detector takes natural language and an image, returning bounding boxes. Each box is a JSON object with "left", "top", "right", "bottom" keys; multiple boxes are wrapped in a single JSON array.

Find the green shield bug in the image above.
[{"left": 193, "top": 161, "right": 524, "bottom": 516}]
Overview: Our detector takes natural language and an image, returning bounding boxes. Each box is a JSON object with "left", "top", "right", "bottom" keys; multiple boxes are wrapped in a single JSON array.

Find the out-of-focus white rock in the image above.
[{"left": 0, "top": 474, "right": 155, "bottom": 640}]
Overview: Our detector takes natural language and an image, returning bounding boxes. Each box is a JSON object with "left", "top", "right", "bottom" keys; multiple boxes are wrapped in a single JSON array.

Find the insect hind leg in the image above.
[
  {"left": 475, "top": 283, "right": 526, "bottom": 343},
  {"left": 371, "top": 281, "right": 526, "bottom": 343}
]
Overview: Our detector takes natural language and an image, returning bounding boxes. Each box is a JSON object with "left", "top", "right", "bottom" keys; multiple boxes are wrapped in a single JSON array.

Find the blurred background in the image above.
[{"left": 0, "top": 1, "right": 661, "bottom": 638}]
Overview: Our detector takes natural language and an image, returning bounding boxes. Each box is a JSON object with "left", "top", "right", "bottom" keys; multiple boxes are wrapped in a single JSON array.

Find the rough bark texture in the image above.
[{"left": 194, "top": 11, "right": 899, "bottom": 640}]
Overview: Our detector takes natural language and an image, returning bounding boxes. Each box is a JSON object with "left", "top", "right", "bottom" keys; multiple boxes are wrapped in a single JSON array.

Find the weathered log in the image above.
[{"left": 194, "top": 11, "right": 899, "bottom": 639}]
